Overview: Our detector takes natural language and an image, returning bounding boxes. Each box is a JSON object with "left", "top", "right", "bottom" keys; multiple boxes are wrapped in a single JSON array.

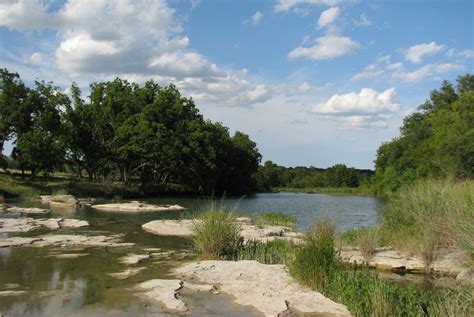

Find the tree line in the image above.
[
  {"left": 255, "top": 161, "right": 374, "bottom": 191},
  {"left": 373, "top": 74, "right": 473, "bottom": 193},
  {"left": 0, "top": 69, "right": 261, "bottom": 195}
]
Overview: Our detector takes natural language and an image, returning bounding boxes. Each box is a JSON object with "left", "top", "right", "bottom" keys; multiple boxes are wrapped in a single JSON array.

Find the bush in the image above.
[
  {"left": 255, "top": 212, "right": 296, "bottom": 228},
  {"left": 291, "top": 218, "right": 340, "bottom": 290},
  {"left": 192, "top": 209, "right": 242, "bottom": 258}
]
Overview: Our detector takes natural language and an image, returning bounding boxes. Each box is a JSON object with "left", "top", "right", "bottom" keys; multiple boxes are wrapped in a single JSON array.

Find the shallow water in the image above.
[{"left": 0, "top": 193, "right": 383, "bottom": 316}]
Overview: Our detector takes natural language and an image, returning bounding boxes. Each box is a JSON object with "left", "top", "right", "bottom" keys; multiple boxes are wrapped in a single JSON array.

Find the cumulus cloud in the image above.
[
  {"left": 313, "top": 88, "right": 399, "bottom": 115},
  {"left": 393, "top": 63, "right": 465, "bottom": 83},
  {"left": 446, "top": 48, "right": 474, "bottom": 59},
  {"left": 0, "top": 0, "right": 271, "bottom": 107},
  {"left": 404, "top": 42, "right": 444, "bottom": 64},
  {"left": 351, "top": 69, "right": 385, "bottom": 81},
  {"left": 312, "top": 88, "right": 399, "bottom": 129},
  {"left": 317, "top": 7, "right": 340, "bottom": 28},
  {"left": 387, "top": 62, "right": 403, "bottom": 70},
  {"left": 288, "top": 34, "right": 359, "bottom": 60}
]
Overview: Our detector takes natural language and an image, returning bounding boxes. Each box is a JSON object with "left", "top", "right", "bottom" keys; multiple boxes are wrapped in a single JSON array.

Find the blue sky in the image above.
[{"left": 0, "top": 0, "right": 473, "bottom": 169}]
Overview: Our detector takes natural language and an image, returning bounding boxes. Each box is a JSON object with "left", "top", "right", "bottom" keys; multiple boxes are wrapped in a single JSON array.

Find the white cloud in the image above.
[
  {"left": 274, "top": 0, "right": 339, "bottom": 12},
  {"left": 0, "top": 0, "right": 270, "bottom": 108},
  {"left": 354, "top": 13, "right": 372, "bottom": 27},
  {"left": 313, "top": 88, "right": 399, "bottom": 115},
  {"left": 393, "top": 63, "right": 465, "bottom": 83},
  {"left": 288, "top": 34, "right": 359, "bottom": 60},
  {"left": 28, "top": 52, "right": 43, "bottom": 64},
  {"left": 404, "top": 42, "right": 444, "bottom": 64},
  {"left": 250, "top": 11, "right": 263, "bottom": 25},
  {"left": 377, "top": 54, "right": 391, "bottom": 63},
  {"left": 351, "top": 69, "right": 384, "bottom": 81},
  {"left": 317, "top": 7, "right": 340, "bottom": 28},
  {"left": 447, "top": 48, "right": 474, "bottom": 59},
  {"left": 387, "top": 62, "right": 403, "bottom": 70}
]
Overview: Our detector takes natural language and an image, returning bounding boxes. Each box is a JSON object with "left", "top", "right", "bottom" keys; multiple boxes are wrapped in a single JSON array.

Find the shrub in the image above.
[
  {"left": 255, "top": 211, "right": 297, "bottom": 228},
  {"left": 192, "top": 209, "right": 242, "bottom": 258},
  {"left": 291, "top": 218, "right": 340, "bottom": 290}
]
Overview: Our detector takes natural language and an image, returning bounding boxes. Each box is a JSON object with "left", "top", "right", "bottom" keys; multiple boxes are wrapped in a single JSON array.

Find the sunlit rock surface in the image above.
[
  {"left": 174, "top": 260, "right": 351, "bottom": 317},
  {"left": 92, "top": 201, "right": 186, "bottom": 212}
]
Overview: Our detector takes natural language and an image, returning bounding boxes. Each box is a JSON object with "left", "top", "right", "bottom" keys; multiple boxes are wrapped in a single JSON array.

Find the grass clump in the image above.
[
  {"left": 381, "top": 179, "right": 474, "bottom": 268},
  {"left": 255, "top": 211, "right": 296, "bottom": 228},
  {"left": 192, "top": 209, "right": 242, "bottom": 258},
  {"left": 290, "top": 218, "right": 340, "bottom": 290},
  {"left": 228, "top": 239, "right": 295, "bottom": 265}
]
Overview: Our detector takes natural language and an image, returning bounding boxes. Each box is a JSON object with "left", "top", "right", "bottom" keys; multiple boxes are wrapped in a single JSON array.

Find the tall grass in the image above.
[
  {"left": 381, "top": 179, "right": 474, "bottom": 267},
  {"left": 191, "top": 208, "right": 242, "bottom": 258},
  {"left": 290, "top": 218, "right": 340, "bottom": 290},
  {"left": 227, "top": 239, "right": 295, "bottom": 265},
  {"left": 255, "top": 211, "right": 297, "bottom": 228}
]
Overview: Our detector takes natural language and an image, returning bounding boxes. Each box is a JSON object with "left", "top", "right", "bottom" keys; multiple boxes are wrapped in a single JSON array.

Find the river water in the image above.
[{"left": 0, "top": 193, "right": 383, "bottom": 316}]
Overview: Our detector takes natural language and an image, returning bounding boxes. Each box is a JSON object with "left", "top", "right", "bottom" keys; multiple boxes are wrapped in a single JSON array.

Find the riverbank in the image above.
[{"left": 273, "top": 186, "right": 372, "bottom": 196}]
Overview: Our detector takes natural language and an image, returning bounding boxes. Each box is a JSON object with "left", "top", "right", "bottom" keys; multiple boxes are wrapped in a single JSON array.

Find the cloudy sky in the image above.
[{"left": 0, "top": 0, "right": 473, "bottom": 169}]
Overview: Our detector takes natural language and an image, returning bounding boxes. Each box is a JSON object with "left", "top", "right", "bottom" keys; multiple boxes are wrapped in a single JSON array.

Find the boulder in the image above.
[
  {"left": 49, "top": 195, "right": 78, "bottom": 209},
  {"left": 92, "top": 201, "right": 186, "bottom": 213},
  {"left": 174, "top": 260, "right": 350, "bottom": 317},
  {"left": 119, "top": 253, "right": 150, "bottom": 265}
]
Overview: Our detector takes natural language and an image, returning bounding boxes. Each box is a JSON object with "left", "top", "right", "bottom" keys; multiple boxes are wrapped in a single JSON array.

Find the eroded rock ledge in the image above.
[
  {"left": 173, "top": 260, "right": 351, "bottom": 317},
  {"left": 141, "top": 219, "right": 303, "bottom": 243},
  {"left": 0, "top": 234, "right": 134, "bottom": 248},
  {"left": 0, "top": 217, "right": 89, "bottom": 233},
  {"left": 92, "top": 201, "right": 186, "bottom": 213},
  {"left": 339, "top": 247, "right": 473, "bottom": 285}
]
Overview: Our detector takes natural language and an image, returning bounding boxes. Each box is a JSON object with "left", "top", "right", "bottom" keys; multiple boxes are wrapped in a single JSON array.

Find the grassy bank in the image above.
[{"left": 341, "top": 179, "right": 474, "bottom": 268}]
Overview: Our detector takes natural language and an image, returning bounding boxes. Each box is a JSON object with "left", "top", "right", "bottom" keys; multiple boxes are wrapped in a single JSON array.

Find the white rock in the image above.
[
  {"left": 119, "top": 253, "right": 150, "bottom": 265},
  {"left": 4, "top": 206, "right": 50, "bottom": 215},
  {"left": 136, "top": 279, "right": 187, "bottom": 312},
  {"left": 0, "top": 217, "right": 89, "bottom": 233},
  {"left": 174, "top": 260, "right": 350, "bottom": 317},
  {"left": 0, "top": 234, "right": 134, "bottom": 248},
  {"left": 92, "top": 201, "right": 186, "bottom": 213},
  {"left": 108, "top": 267, "right": 146, "bottom": 279},
  {"left": 0, "top": 290, "right": 27, "bottom": 296},
  {"left": 184, "top": 283, "right": 215, "bottom": 292},
  {"left": 48, "top": 253, "right": 89, "bottom": 259},
  {"left": 59, "top": 219, "right": 89, "bottom": 228}
]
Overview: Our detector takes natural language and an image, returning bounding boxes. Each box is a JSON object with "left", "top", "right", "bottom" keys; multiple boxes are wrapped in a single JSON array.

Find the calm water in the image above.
[{"left": 0, "top": 193, "right": 383, "bottom": 316}]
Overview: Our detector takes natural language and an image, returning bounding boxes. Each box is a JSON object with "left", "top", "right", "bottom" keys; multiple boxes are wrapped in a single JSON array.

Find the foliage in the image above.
[
  {"left": 0, "top": 69, "right": 261, "bottom": 195},
  {"left": 255, "top": 212, "right": 296, "bottom": 228},
  {"left": 373, "top": 74, "right": 474, "bottom": 193},
  {"left": 255, "top": 161, "right": 373, "bottom": 192},
  {"left": 192, "top": 209, "right": 242, "bottom": 258}
]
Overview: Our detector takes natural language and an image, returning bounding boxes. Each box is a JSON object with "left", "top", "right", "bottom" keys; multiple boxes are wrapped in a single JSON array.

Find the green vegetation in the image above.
[
  {"left": 191, "top": 209, "right": 241, "bottom": 258},
  {"left": 1, "top": 68, "right": 261, "bottom": 196},
  {"left": 373, "top": 74, "right": 473, "bottom": 194},
  {"left": 227, "top": 239, "right": 295, "bottom": 265},
  {"left": 255, "top": 212, "right": 296, "bottom": 228},
  {"left": 256, "top": 162, "right": 373, "bottom": 193}
]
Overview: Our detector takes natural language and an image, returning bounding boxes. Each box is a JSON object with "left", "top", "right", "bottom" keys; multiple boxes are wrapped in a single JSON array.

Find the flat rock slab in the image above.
[
  {"left": 0, "top": 217, "right": 89, "bottom": 233},
  {"left": 136, "top": 279, "right": 187, "bottom": 312},
  {"left": 2, "top": 206, "right": 50, "bottom": 215},
  {"left": 339, "top": 247, "right": 469, "bottom": 277},
  {"left": 92, "top": 201, "right": 186, "bottom": 213},
  {"left": 0, "top": 234, "right": 134, "bottom": 248},
  {"left": 47, "top": 253, "right": 89, "bottom": 259},
  {"left": 119, "top": 253, "right": 150, "bottom": 265},
  {"left": 174, "top": 260, "right": 350, "bottom": 317},
  {"left": 0, "top": 291, "right": 28, "bottom": 297},
  {"left": 142, "top": 219, "right": 298, "bottom": 243},
  {"left": 108, "top": 267, "right": 146, "bottom": 280}
]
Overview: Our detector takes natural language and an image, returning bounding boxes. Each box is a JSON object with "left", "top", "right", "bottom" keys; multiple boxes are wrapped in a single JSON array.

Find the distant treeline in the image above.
[
  {"left": 255, "top": 162, "right": 374, "bottom": 191},
  {"left": 372, "top": 74, "right": 473, "bottom": 193},
  {"left": 0, "top": 69, "right": 261, "bottom": 195}
]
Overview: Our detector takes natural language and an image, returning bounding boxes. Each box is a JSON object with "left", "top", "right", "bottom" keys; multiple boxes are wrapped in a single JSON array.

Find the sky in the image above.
[{"left": 0, "top": 0, "right": 473, "bottom": 169}]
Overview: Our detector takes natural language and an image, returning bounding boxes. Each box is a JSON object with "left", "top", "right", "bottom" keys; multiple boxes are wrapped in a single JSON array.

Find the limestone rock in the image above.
[
  {"left": 174, "top": 260, "right": 350, "bottom": 317},
  {"left": 0, "top": 234, "right": 134, "bottom": 248},
  {"left": 3, "top": 206, "right": 50, "bottom": 215},
  {"left": 0, "top": 291, "right": 27, "bottom": 297},
  {"left": 119, "top": 253, "right": 150, "bottom": 265},
  {"left": 108, "top": 267, "right": 146, "bottom": 280},
  {"left": 0, "top": 217, "right": 89, "bottom": 233},
  {"left": 92, "top": 201, "right": 186, "bottom": 213},
  {"left": 49, "top": 195, "right": 78, "bottom": 209},
  {"left": 136, "top": 279, "right": 187, "bottom": 312}
]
